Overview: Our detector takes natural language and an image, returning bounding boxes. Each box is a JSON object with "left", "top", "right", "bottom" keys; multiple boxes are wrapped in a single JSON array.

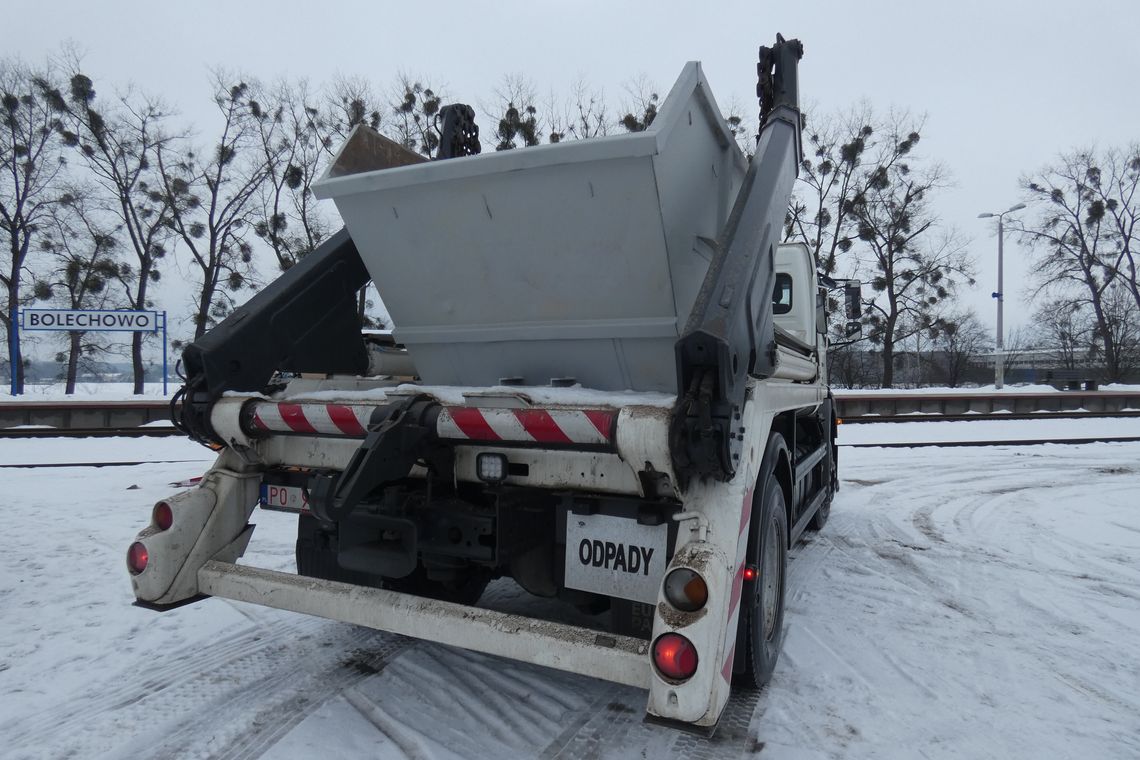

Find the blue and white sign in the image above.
[
  {"left": 12, "top": 308, "right": 170, "bottom": 396},
  {"left": 20, "top": 309, "right": 160, "bottom": 333}
]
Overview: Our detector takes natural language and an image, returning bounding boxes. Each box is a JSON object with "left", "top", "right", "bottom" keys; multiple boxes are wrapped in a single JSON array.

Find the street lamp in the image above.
[{"left": 977, "top": 202, "right": 1026, "bottom": 389}]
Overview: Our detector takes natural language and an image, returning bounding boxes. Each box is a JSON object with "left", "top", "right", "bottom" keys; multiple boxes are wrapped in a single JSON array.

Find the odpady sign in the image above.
[
  {"left": 564, "top": 512, "right": 668, "bottom": 605},
  {"left": 577, "top": 539, "right": 655, "bottom": 575}
]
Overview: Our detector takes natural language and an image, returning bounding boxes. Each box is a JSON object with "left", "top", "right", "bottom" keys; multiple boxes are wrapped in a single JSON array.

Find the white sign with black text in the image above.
[
  {"left": 20, "top": 309, "right": 160, "bottom": 332},
  {"left": 564, "top": 512, "right": 668, "bottom": 605}
]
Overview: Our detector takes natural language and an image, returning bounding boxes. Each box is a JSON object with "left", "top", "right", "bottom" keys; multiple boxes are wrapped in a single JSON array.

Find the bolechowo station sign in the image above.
[
  {"left": 21, "top": 309, "right": 160, "bottom": 332},
  {"left": 14, "top": 309, "right": 170, "bottom": 394}
]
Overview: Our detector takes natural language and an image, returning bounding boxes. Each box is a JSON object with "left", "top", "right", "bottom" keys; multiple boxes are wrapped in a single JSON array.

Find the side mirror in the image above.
[
  {"left": 845, "top": 320, "right": 862, "bottom": 337},
  {"left": 844, "top": 282, "right": 862, "bottom": 319}
]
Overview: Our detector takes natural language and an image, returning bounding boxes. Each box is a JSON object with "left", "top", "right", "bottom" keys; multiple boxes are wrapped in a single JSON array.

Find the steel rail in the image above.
[
  {"left": 0, "top": 427, "right": 185, "bottom": 439},
  {"left": 839, "top": 410, "right": 1140, "bottom": 424},
  {"left": 840, "top": 436, "right": 1140, "bottom": 449}
]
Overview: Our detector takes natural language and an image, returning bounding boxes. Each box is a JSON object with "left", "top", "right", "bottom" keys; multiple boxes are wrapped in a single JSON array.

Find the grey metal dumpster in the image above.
[{"left": 313, "top": 62, "right": 746, "bottom": 393}]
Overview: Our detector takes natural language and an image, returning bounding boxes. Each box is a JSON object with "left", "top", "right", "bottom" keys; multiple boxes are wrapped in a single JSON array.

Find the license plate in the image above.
[
  {"left": 259, "top": 483, "right": 309, "bottom": 513},
  {"left": 564, "top": 512, "right": 668, "bottom": 604}
]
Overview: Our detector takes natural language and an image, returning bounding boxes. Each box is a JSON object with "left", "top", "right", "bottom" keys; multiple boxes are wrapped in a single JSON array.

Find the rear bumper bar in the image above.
[{"left": 197, "top": 559, "right": 652, "bottom": 689}]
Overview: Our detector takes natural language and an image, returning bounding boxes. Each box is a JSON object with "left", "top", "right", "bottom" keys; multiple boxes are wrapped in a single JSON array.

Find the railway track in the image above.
[
  {"left": 840, "top": 436, "right": 1140, "bottom": 448},
  {"left": 0, "top": 425, "right": 185, "bottom": 439},
  {"left": 839, "top": 410, "right": 1140, "bottom": 424}
]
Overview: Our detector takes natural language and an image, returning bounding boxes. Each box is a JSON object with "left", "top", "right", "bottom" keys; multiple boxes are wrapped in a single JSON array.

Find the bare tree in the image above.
[
  {"left": 617, "top": 74, "right": 658, "bottom": 133},
  {"left": 323, "top": 74, "right": 383, "bottom": 151},
  {"left": 490, "top": 74, "right": 540, "bottom": 151},
  {"left": 568, "top": 79, "right": 609, "bottom": 140},
  {"left": 1, "top": 57, "right": 65, "bottom": 393},
  {"left": 929, "top": 310, "right": 989, "bottom": 388},
  {"left": 721, "top": 95, "right": 758, "bottom": 160},
  {"left": 322, "top": 74, "right": 390, "bottom": 327},
  {"left": 783, "top": 103, "right": 875, "bottom": 275},
  {"left": 249, "top": 78, "right": 335, "bottom": 271},
  {"left": 35, "top": 187, "right": 124, "bottom": 392},
  {"left": 1079, "top": 146, "right": 1140, "bottom": 315},
  {"left": 1019, "top": 149, "right": 1130, "bottom": 380},
  {"left": 158, "top": 72, "right": 267, "bottom": 339},
  {"left": 846, "top": 117, "right": 974, "bottom": 387},
  {"left": 1031, "top": 297, "right": 1092, "bottom": 370},
  {"left": 826, "top": 342, "right": 878, "bottom": 388},
  {"left": 47, "top": 64, "right": 179, "bottom": 392},
  {"left": 998, "top": 325, "right": 1033, "bottom": 380},
  {"left": 537, "top": 79, "right": 611, "bottom": 145},
  {"left": 390, "top": 75, "right": 443, "bottom": 157}
]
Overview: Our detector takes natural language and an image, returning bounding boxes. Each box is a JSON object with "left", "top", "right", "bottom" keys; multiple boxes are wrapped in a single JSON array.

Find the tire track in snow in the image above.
[
  {"left": 119, "top": 627, "right": 412, "bottom": 760},
  {"left": 2, "top": 616, "right": 322, "bottom": 752},
  {"left": 211, "top": 636, "right": 414, "bottom": 760},
  {"left": 3, "top": 614, "right": 412, "bottom": 760},
  {"left": 344, "top": 688, "right": 436, "bottom": 760}
]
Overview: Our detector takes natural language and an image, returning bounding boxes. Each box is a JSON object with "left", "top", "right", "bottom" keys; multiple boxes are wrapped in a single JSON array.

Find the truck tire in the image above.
[
  {"left": 297, "top": 515, "right": 490, "bottom": 604},
  {"left": 382, "top": 566, "right": 490, "bottom": 606},
  {"left": 734, "top": 454, "right": 789, "bottom": 689},
  {"left": 296, "top": 514, "right": 382, "bottom": 587}
]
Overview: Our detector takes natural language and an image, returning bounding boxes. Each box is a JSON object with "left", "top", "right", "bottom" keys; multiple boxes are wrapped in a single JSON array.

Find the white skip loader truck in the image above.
[{"left": 127, "top": 35, "right": 860, "bottom": 733}]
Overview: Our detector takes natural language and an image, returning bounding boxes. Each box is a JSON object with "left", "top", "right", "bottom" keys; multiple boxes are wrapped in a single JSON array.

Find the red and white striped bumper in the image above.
[
  {"left": 245, "top": 401, "right": 617, "bottom": 450},
  {"left": 436, "top": 407, "right": 614, "bottom": 447}
]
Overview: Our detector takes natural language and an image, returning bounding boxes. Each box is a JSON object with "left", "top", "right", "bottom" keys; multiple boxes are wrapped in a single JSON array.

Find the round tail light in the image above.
[
  {"left": 153, "top": 501, "right": 174, "bottom": 531},
  {"left": 663, "top": 568, "right": 708, "bottom": 612},
  {"left": 127, "top": 542, "right": 149, "bottom": 575},
  {"left": 653, "top": 633, "right": 699, "bottom": 681}
]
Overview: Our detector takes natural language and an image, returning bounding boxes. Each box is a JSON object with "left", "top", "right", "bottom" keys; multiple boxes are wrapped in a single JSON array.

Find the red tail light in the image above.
[
  {"left": 153, "top": 502, "right": 174, "bottom": 531},
  {"left": 653, "top": 633, "right": 698, "bottom": 681},
  {"left": 743, "top": 565, "right": 758, "bottom": 581},
  {"left": 127, "top": 542, "right": 149, "bottom": 575}
]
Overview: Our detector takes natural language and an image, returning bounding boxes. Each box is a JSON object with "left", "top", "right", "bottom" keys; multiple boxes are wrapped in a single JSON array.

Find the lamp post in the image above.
[{"left": 977, "top": 203, "right": 1026, "bottom": 389}]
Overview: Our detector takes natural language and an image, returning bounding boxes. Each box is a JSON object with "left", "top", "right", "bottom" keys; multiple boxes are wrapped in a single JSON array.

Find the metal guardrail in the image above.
[
  {"left": 833, "top": 390, "right": 1140, "bottom": 418},
  {"left": 0, "top": 400, "right": 171, "bottom": 430}
]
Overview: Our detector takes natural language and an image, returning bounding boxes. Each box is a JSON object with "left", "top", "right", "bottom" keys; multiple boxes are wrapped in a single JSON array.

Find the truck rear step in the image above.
[{"left": 197, "top": 560, "right": 651, "bottom": 688}]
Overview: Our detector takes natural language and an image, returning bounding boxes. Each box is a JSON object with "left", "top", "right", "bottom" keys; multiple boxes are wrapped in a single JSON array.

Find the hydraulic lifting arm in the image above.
[
  {"left": 671, "top": 35, "right": 804, "bottom": 485},
  {"left": 174, "top": 228, "right": 371, "bottom": 445}
]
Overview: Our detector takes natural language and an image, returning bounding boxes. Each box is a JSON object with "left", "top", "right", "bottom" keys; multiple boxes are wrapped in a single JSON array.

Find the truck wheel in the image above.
[
  {"left": 734, "top": 470, "right": 788, "bottom": 688},
  {"left": 808, "top": 496, "right": 831, "bottom": 531},
  {"left": 296, "top": 514, "right": 382, "bottom": 587}
]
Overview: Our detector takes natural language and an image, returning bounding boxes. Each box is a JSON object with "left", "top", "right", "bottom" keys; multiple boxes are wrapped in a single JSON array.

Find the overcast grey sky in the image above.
[{"left": 12, "top": 0, "right": 1140, "bottom": 340}]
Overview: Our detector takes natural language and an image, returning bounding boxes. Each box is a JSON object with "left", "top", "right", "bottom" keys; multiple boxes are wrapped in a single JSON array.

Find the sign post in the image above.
[{"left": 18, "top": 309, "right": 169, "bottom": 395}]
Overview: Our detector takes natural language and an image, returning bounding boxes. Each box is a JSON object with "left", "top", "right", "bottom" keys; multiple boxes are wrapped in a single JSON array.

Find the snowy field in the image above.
[{"left": 1, "top": 424, "right": 1138, "bottom": 759}]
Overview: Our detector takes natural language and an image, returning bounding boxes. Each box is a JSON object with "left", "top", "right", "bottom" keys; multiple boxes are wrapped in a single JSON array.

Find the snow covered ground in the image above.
[
  {"left": 1, "top": 424, "right": 1138, "bottom": 759},
  {"left": 4, "top": 382, "right": 175, "bottom": 401}
]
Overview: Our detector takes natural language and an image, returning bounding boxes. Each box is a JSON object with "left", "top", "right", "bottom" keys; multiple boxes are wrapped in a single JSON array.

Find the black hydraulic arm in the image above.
[
  {"left": 175, "top": 228, "right": 371, "bottom": 444},
  {"left": 671, "top": 35, "right": 805, "bottom": 484},
  {"left": 307, "top": 396, "right": 446, "bottom": 523}
]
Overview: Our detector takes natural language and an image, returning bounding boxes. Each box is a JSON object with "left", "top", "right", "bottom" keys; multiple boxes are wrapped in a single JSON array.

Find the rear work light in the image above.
[
  {"left": 127, "top": 542, "right": 149, "bottom": 575},
  {"left": 653, "top": 633, "right": 699, "bottom": 681},
  {"left": 663, "top": 568, "right": 708, "bottom": 612},
  {"left": 153, "top": 501, "right": 174, "bottom": 531},
  {"left": 476, "top": 453, "right": 508, "bottom": 483}
]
